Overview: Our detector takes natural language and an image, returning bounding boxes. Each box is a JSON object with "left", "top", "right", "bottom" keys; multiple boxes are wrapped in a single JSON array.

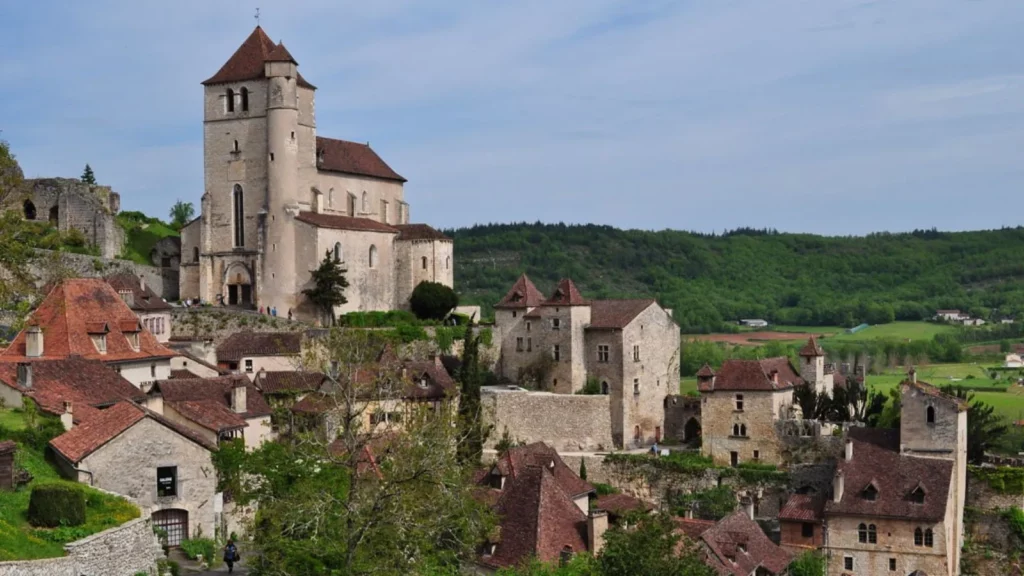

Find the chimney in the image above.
[
  {"left": 60, "top": 402, "right": 73, "bottom": 431},
  {"left": 139, "top": 275, "right": 146, "bottom": 293},
  {"left": 257, "top": 367, "right": 267, "bottom": 384},
  {"left": 118, "top": 289, "right": 135, "bottom": 308},
  {"left": 845, "top": 439, "right": 854, "bottom": 461},
  {"left": 833, "top": 471, "right": 844, "bottom": 503},
  {"left": 770, "top": 369, "right": 779, "bottom": 384},
  {"left": 25, "top": 326, "right": 43, "bottom": 358},
  {"left": 909, "top": 367, "right": 917, "bottom": 384},
  {"left": 231, "top": 381, "right": 247, "bottom": 414},
  {"left": 587, "top": 510, "right": 609, "bottom": 555},
  {"left": 743, "top": 498, "right": 755, "bottom": 520},
  {"left": 16, "top": 363, "right": 32, "bottom": 389},
  {"left": 684, "top": 508, "right": 694, "bottom": 519}
]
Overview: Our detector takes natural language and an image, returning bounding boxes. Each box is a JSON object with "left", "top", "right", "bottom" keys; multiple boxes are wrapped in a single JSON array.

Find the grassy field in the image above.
[
  {"left": 769, "top": 325, "right": 843, "bottom": 336},
  {"left": 810, "top": 321, "right": 955, "bottom": 342},
  {"left": 0, "top": 408, "right": 27, "bottom": 431},
  {"left": 117, "top": 216, "right": 179, "bottom": 266},
  {"left": 0, "top": 409, "right": 140, "bottom": 560}
]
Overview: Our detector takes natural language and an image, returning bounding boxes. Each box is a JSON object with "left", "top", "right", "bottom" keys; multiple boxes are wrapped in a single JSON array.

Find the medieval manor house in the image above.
[{"left": 180, "top": 26, "right": 453, "bottom": 320}]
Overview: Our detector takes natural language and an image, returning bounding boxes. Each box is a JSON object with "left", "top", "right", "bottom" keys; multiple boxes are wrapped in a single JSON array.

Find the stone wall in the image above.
[
  {"left": 966, "top": 470, "right": 1024, "bottom": 511},
  {"left": 664, "top": 394, "right": 701, "bottom": 443},
  {"left": 170, "top": 308, "right": 308, "bottom": 345},
  {"left": 16, "top": 178, "right": 125, "bottom": 259},
  {"left": 0, "top": 517, "right": 164, "bottom": 576},
  {"left": 25, "top": 250, "right": 179, "bottom": 301},
  {"left": 482, "top": 386, "right": 614, "bottom": 452}
]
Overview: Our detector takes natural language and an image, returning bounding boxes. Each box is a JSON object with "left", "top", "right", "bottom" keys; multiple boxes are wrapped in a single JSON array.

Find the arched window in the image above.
[
  {"left": 633, "top": 425, "right": 641, "bottom": 441},
  {"left": 926, "top": 405, "right": 935, "bottom": 424},
  {"left": 559, "top": 546, "right": 573, "bottom": 566},
  {"left": 232, "top": 184, "right": 244, "bottom": 247},
  {"left": 733, "top": 424, "right": 740, "bottom": 436},
  {"left": 226, "top": 88, "right": 235, "bottom": 112},
  {"left": 914, "top": 528, "right": 923, "bottom": 546},
  {"left": 240, "top": 87, "right": 249, "bottom": 112},
  {"left": 868, "top": 524, "right": 877, "bottom": 544},
  {"left": 334, "top": 242, "right": 342, "bottom": 262},
  {"left": 858, "top": 523, "right": 867, "bottom": 543},
  {"left": 601, "top": 381, "right": 609, "bottom": 395},
  {"left": 368, "top": 245, "right": 378, "bottom": 268},
  {"left": 446, "top": 256, "right": 451, "bottom": 270},
  {"left": 22, "top": 199, "right": 36, "bottom": 220},
  {"left": 193, "top": 247, "right": 199, "bottom": 262},
  {"left": 49, "top": 205, "right": 58, "bottom": 224},
  {"left": 924, "top": 528, "right": 933, "bottom": 547},
  {"left": 233, "top": 140, "right": 239, "bottom": 152},
  {"left": 361, "top": 191, "right": 368, "bottom": 212},
  {"left": 421, "top": 256, "right": 428, "bottom": 270},
  {"left": 740, "top": 424, "right": 747, "bottom": 437}
]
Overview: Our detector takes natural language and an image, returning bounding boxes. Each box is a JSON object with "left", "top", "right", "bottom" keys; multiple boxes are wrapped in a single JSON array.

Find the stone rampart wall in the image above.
[
  {"left": 25, "top": 250, "right": 178, "bottom": 300},
  {"left": 0, "top": 517, "right": 163, "bottom": 576},
  {"left": 482, "top": 387, "right": 614, "bottom": 452}
]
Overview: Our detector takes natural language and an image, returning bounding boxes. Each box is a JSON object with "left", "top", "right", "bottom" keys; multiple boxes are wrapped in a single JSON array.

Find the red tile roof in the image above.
[
  {"left": 588, "top": 299, "right": 656, "bottom": 330},
  {"left": 316, "top": 137, "right": 406, "bottom": 182},
  {"left": 488, "top": 442, "right": 593, "bottom": 499},
  {"left": 798, "top": 336, "right": 824, "bottom": 357},
  {"left": 594, "top": 493, "right": 654, "bottom": 517},
  {"left": 401, "top": 357, "right": 457, "bottom": 400},
  {"left": 202, "top": 26, "right": 315, "bottom": 88},
  {"left": 698, "top": 358, "right": 802, "bottom": 392},
  {"left": 696, "top": 364, "right": 716, "bottom": 378},
  {"left": 0, "top": 358, "right": 146, "bottom": 424},
  {"left": 494, "top": 274, "right": 546, "bottom": 309},
  {"left": 825, "top": 428, "right": 953, "bottom": 521},
  {"left": 289, "top": 358, "right": 455, "bottom": 411},
  {"left": 294, "top": 211, "right": 399, "bottom": 234},
  {"left": 543, "top": 279, "right": 587, "bottom": 306},
  {"left": 779, "top": 493, "right": 825, "bottom": 522},
  {"left": 150, "top": 376, "right": 271, "bottom": 419},
  {"left": 170, "top": 369, "right": 201, "bottom": 379},
  {"left": 674, "top": 518, "right": 717, "bottom": 541},
  {"left": 105, "top": 274, "right": 171, "bottom": 312},
  {"left": 167, "top": 400, "right": 248, "bottom": 433},
  {"left": 0, "top": 279, "right": 177, "bottom": 363},
  {"left": 393, "top": 224, "right": 451, "bottom": 241},
  {"left": 698, "top": 511, "right": 792, "bottom": 575},
  {"left": 265, "top": 42, "right": 297, "bottom": 63},
  {"left": 49, "top": 401, "right": 217, "bottom": 463},
  {"left": 254, "top": 370, "right": 324, "bottom": 395},
  {"left": 0, "top": 440, "right": 16, "bottom": 455},
  {"left": 216, "top": 331, "right": 303, "bottom": 362}
]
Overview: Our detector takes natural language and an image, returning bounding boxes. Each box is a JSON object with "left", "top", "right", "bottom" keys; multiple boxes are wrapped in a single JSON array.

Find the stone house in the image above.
[
  {"left": 821, "top": 373, "right": 968, "bottom": 576},
  {"left": 106, "top": 273, "right": 174, "bottom": 343},
  {"left": 150, "top": 236, "right": 181, "bottom": 270},
  {"left": 146, "top": 375, "right": 274, "bottom": 451},
  {"left": 0, "top": 358, "right": 146, "bottom": 428},
  {"left": 697, "top": 357, "right": 802, "bottom": 467},
  {"left": 179, "top": 26, "right": 453, "bottom": 318},
  {"left": 14, "top": 177, "right": 125, "bottom": 258},
  {"left": 471, "top": 442, "right": 605, "bottom": 573},
  {"left": 215, "top": 331, "right": 303, "bottom": 376},
  {"left": 0, "top": 278, "right": 177, "bottom": 388},
  {"left": 170, "top": 350, "right": 227, "bottom": 379},
  {"left": 48, "top": 401, "right": 219, "bottom": 546},
  {"left": 676, "top": 510, "right": 792, "bottom": 575},
  {"left": 778, "top": 492, "right": 826, "bottom": 555},
  {"left": 493, "top": 275, "right": 680, "bottom": 448}
]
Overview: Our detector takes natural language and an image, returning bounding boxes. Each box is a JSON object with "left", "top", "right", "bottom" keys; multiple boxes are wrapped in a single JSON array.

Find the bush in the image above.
[
  {"left": 409, "top": 281, "right": 458, "bottom": 321},
  {"left": 157, "top": 559, "right": 181, "bottom": 576},
  {"left": 180, "top": 537, "right": 217, "bottom": 562},
  {"left": 27, "top": 483, "right": 87, "bottom": 527}
]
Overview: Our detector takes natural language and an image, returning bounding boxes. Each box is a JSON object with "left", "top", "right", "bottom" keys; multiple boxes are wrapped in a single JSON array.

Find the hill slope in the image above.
[{"left": 448, "top": 223, "right": 1024, "bottom": 332}]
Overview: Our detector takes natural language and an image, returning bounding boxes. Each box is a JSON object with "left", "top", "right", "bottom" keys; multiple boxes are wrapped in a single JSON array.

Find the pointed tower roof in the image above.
[
  {"left": 203, "top": 26, "right": 315, "bottom": 88},
  {"left": 696, "top": 364, "right": 716, "bottom": 378},
  {"left": 542, "top": 278, "right": 587, "bottom": 306},
  {"left": 266, "top": 42, "right": 297, "bottom": 63},
  {"left": 494, "top": 274, "right": 545, "bottom": 309},
  {"left": 799, "top": 336, "right": 824, "bottom": 357}
]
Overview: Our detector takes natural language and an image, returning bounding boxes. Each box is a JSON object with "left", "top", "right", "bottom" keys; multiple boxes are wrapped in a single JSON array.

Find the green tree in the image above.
[
  {"left": 598, "top": 513, "right": 716, "bottom": 576},
  {"left": 579, "top": 459, "right": 587, "bottom": 481},
  {"left": 0, "top": 140, "right": 34, "bottom": 306},
  {"left": 168, "top": 200, "right": 195, "bottom": 229},
  {"left": 410, "top": 281, "right": 459, "bottom": 321},
  {"left": 941, "top": 385, "right": 1009, "bottom": 464},
  {"left": 81, "top": 163, "right": 96, "bottom": 184},
  {"left": 456, "top": 324, "right": 490, "bottom": 465},
  {"left": 302, "top": 250, "right": 350, "bottom": 326},
  {"left": 1001, "top": 340, "right": 1012, "bottom": 354},
  {"left": 789, "top": 550, "right": 826, "bottom": 576}
]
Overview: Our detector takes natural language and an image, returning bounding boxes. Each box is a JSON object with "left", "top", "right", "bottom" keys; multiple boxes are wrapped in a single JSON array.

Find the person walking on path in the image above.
[{"left": 223, "top": 539, "right": 239, "bottom": 573}]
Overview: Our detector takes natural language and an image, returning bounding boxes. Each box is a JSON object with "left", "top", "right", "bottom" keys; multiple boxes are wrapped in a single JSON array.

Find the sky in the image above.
[{"left": 1, "top": 0, "right": 1023, "bottom": 236}]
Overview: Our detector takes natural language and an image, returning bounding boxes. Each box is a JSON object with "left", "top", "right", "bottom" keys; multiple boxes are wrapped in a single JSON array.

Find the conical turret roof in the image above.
[
  {"left": 495, "top": 274, "right": 545, "bottom": 309},
  {"left": 203, "top": 26, "right": 314, "bottom": 88},
  {"left": 542, "top": 278, "right": 587, "bottom": 306}
]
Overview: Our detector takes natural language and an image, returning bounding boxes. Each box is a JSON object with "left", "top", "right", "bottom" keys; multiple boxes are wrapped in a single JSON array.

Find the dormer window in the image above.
[
  {"left": 862, "top": 484, "right": 878, "bottom": 501},
  {"left": 926, "top": 405, "right": 935, "bottom": 424},
  {"left": 418, "top": 375, "right": 429, "bottom": 389},
  {"left": 126, "top": 332, "right": 140, "bottom": 351},
  {"left": 910, "top": 486, "right": 926, "bottom": 504},
  {"left": 92, "top": 334, "right": 107, "bottom": 354}
]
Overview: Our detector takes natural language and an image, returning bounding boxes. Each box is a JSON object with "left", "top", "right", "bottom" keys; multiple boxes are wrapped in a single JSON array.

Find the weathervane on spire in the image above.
[{"left": 254, "top": 7, "right": 261, "bottom": 26}]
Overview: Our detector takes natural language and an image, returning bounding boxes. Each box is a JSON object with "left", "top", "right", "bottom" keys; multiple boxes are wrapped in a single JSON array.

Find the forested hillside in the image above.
[{"left": 448, "top": 223, "right": 1024, "bottom": 332}]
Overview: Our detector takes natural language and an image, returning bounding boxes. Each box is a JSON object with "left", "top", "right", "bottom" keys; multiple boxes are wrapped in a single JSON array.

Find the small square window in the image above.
[
  {"left": 526, "top": 322, "right": 531, "bottom": 332},
  {"left": 552, "top": 318, "right": 561, "bottom": 330},
  {"left": 633, "top": 378, "right": 640, "bottom": 395},
  {"left": 844, "top": 557, "right": 854, "bottom": 571},
  {"left": 889, "top": 558, "right": 897, "bottom": 571},
  {"left": 150, "top": 363, "right": 156, "bottom": 378},
  {"left": 516, "top": 337, "right": 524, "bottom": 352},
  {"left": 512, "top": 311, "right": 517, "bottom": 318},
  {"left": 802, "top": 523, "right": 813, "bottom": 538},
  {"left": 735, "top": 394, "right": 744, "bottom": 411},
  {"left": 597, "top": 345, "right": 609, "bottom": 363},
  {"left": 553, "top": 345, "right": 561, "bottom": 361},
  {"left": 245, "top": 359, "right": 253, "bottom": 373},
  {"left": 753, "top": 450, "right": 760, "bottom": 460},
  {"left": 157, "top": 466, "right": 177, "bottom": 497}
]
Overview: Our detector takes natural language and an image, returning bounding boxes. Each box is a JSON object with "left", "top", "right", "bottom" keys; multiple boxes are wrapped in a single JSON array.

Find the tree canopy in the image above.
[
  {"left": 303, "top": 250, "right": 350, "bottom": 326},
  {"left": 80, "top": 164, "right": 96, "bottom": 185},
  {"left": 168, "top": 200, "right": 195, "bottom": 229},
  {"left": 410, "top": 281, "right": 459, "bottom": 321}
]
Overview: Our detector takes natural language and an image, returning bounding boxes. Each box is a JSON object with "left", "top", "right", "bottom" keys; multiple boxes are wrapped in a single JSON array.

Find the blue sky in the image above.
[{"left": 2, "top": 0, "right": 1023, "bottom": 235}]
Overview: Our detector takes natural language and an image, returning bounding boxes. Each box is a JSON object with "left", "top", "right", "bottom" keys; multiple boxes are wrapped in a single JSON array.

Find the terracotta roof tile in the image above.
[
  {"left": 594, "top": 493, "right": 654, "bottom": 517},
  {"left": 696, "top": 364, "right": 716, "bottom": 378},
  {"left": 698, "top": 358, "right": 802, "bottom": 392},
  {"left": 0, "top": 440, "right": 17, "bottom": 455},
  {"left": 289, "top": 358, "right": 454, "bottom": 410},
  {"left": 698, "top": 511, "right": 792, "bottom": 575},
  {"left": 316, "top": 136, "right": 406, "bottom": 182},
  {"left": 588, "top": 299, "right": 655, "bottom": 330},
  {"left": 0, "top": 279, "right": 177, "bottom": 363},
  {"left": 170, "top": 369, "right": 200, "bottom": 379},
  {"left": 485, "top": 442, "right": 593, "bottom": 498},
  {"left": 393, "top": 224, "right": 451, "bottom": 241},
  {"left": 254, "top": 370, "right": 324, "bottom": 395},
  {"left": 825, "top": 428, "right": 953, "bottom": 521},
  {"left": 294, "top": 211, "right": 399, "bottom": 234},
  {"left": 903, "top": 378, "right": 969, "bottom": 411},
  {"left": 202, "top": 26, "right": 315, "bottom": 88},
  {"left": 265, "top": 42, "right": 297, "bottom": 63},
  {"left": 216, "top": 331, "right": 302, "bottom": 362},
  {"left": 105, "top": 274, "right": 172, "bottom": 312},
  {"left": 543, "top": 279, "right": 587, "bottom": 306},
  {"left": 167, "top": 400, "right": 248, "bottom": 433},
  {"left": 674, "top": 518, "right": 717, "bottom": 541},
  {"left": 150, "top": 376, "right": 271, "bottom": 419},
  {"left": 0, "top": 358, "right": 146, "bottom": 423},
  {"left": 494, "top": 274, "right": 546, "bottom": 309},
  {"left": 779, "top": 493, "right": 825, "bottom": 522},
  {"left": 799, "top": 336, "right": 824, "bottom": 357}
]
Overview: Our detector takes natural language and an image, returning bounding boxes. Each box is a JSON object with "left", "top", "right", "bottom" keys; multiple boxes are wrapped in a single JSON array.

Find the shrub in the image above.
[
  {"left": 577, "top": 377, "right": 602, "bottom": 395},
  {"left": 592, "top": 482, "right": 619, "bottom": 496},
  {"left": 27, "top": 483, "right": 87, "bottom": 527},
  {"left": 409, "top": 281, "right": 458, "bottom": 321},
  {"left": 180, "top": 537, "right": 217, "bottom": 562},
  {"left": 1003, "top": 507, "right": 1024, "bottom": 540},
  {"left": 157, "top": 559, "right": 181, "bottom": 576}
]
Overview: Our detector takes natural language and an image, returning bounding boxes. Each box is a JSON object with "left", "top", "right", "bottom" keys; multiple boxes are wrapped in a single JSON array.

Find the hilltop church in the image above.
[{"left": 179, "top": 27, "right": 453, "bottom": 320}]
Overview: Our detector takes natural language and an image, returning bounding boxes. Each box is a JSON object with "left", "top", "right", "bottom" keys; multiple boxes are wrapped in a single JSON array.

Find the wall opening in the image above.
[
  {"left": 225, "top": 88, "right": 235, "bottom": 112},
  {"left": 240, "top": 87, "right": 249, "bottom": 112},
  {"left": 232, "top": 184, "right": 244, "bottom": 247},
  {"left": 22, "top": 199, "right": 36, "bottom": 220},
  {"left": 48, "top": 205, "right": 58, "bottom": 225}
]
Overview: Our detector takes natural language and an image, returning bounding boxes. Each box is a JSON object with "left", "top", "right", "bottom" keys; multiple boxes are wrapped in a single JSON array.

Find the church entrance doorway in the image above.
[{"left": 224, "top": 263, "right": 253, "bottom": 307}]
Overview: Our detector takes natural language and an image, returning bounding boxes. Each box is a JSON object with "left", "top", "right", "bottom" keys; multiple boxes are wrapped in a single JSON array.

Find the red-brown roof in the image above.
[
  {"left": 0, "top": 358, "right": 146, "bottom": 424},
  {"left": 393, "top": 224, "right": 451, "bottom": 241},
  {"left": 696, "top": 364, "right": 716, "bottom": 378},
  {"left": 49, "top": 401, "right": 217, "bottom": 463},
  {"left": 316, "top": 136, "right": 406, "bottom": 182},
  {"left": 698, "top": 358, "right": 802, "bottom": 392},
  {"left": 167, "top": 400, "right": 248, "bottom": 433},
  {"left": 0, "top": 440, "right": 16, "bottom": 455},
  {"left": 254, "top": 370, "right": 325, "bottom": 395},
  {"left": 674, "top": 518, "right": 717, "bottom": 541},
  {"left": 176, "top": 350, "right": 229, "bottom": 376},
  {"left": 543, "top": 278, "right": 588, "bottom": 306},
  {"left": 170, "top": 369, "right": 200, "bottom": 379},
  {"left": 494, "top": 274, "right": 546, "bottom": 309},
  {"left": 902, "top": 378, "right": 969, "bottom": 411},
  {"left": 698, "top": 511, "right": 792, "bottom": 575},
  {"left": 0, "top": 279, "right": 177, "bottom": 363},
  {"left": 779, "top": 493, "right": 825, "bottom": 522},
  {"left": 825, "top": 428, "right": 953, "bottom": 521},
  {"left": 265, "top": 42, "right": 297, "bottom": 63},
  {"left": 594, "top": 493, "right": 654, "bottom": 517},
  {"left": 401, "top": 357, "right": 457, "bottom": 400},
  {"left": 588, "top": 299, "right": 656, "bottom": 330},
  {"left": 216, "top": 331, "right": 303, "bottom": 362},
  {"left": 289, "top": 358, "right": 455, "bottom": 411},
  {"left": 150, "top": 376, "right": 271, "bottom": 419},
  {"left": 294, "top": 211, "right": 399, "bottom": 234},
  {"left": 202, "top": 26, "right": 315, "bottom": 88},
  {"left": 799, "top": 336, "right": 824, "bottom": 357},
  {"left": 105, "top": 274, "right": 172, "bottom": 312},
  {"left": 487, "top": 442, "right": 593, "bottom": 499}
]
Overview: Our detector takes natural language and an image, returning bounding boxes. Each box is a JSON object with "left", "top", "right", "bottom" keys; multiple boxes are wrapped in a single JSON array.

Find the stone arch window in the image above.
[
  {"left": 926, "top": 405, "right": 935, "bottom": 424},
  {"left": 733, "top": 424, "right": 740, "bottom": 436},
  {"left": 22, "top": 199, "right": 36, "bottom": 220},
  {"left": 858, "top": 523, "right": 868, "bottom": 543},
  {"left": 601, "top": 381, "right": 609, "bottom": 395},
  {"left": 914, "top": 527, "right": 923, "bottom": 546},
  {"left": 361, "top": 191, "right": 368, "bottom": 213},
  {"left": 233, "top": 140, "right": 239, "bottom": 152},
  {"left": 446, "top": 256, "right": 451, "bottom": 270},
  {"left": 226, "top": 88, "right": 235, "bottom": 112},
  {"left": 368, "top": 244, "right": 378, "bottom": 268},
  {"left": 334, "top": 242, "right": 343, "bottom": 262},
  {"left": 867, "top": 524, "right": 877, "bottom": 544},
  {"left": 48, "top": 205, "right": 58, "bottom": 225},
  {"left": 740, "top": 424, "right": 747, "bottom": 437},
  {"left": 239, "top": 87, "right": 249, "bottom": 112},
  {"left": 193, "top": 247, "right": 199, "bottom": 262},
  {"left": 421, "top": 256, "right": 428, "bottom": 270},
  {"left": 232, "top": 184, "right": 244, "bottom": 247},
  {"left": 924, "top": 528, "right": 933, "bottom": 547},
  {"left": 633, "top": 425, "right": 641, "bottom": 441}
]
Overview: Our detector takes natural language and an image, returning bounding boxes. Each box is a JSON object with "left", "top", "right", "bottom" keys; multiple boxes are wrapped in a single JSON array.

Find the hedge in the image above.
[{"left": 27, "top": 482, "right": 86, "bottom": 527}]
